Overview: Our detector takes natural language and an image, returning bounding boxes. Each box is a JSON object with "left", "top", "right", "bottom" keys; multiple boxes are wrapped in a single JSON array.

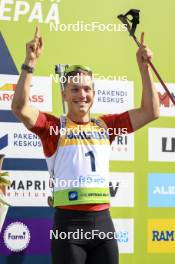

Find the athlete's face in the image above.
[{"left": 63, "top": 73, "right": 95, "bottom": 121}]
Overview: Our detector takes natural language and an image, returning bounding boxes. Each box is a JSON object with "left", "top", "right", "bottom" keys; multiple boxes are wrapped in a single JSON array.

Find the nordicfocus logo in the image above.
[{"left": 3, "top": 222, "right": 30, "bottom": 252}]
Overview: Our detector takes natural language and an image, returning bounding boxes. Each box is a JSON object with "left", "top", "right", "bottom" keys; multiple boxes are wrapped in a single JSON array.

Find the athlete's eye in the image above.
[{"left": 83, "top": 86, "right": 92, "bottom": 93}]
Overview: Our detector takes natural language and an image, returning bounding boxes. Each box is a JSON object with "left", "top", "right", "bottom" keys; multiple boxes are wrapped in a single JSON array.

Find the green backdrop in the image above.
[{"left": 0, "top": 0, "right": 175, "bottom": 263}]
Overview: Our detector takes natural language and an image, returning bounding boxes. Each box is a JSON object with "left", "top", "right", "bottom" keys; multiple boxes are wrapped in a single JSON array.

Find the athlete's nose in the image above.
[{"left": 78, "top": 88, "right": 86, "bottom": 99}]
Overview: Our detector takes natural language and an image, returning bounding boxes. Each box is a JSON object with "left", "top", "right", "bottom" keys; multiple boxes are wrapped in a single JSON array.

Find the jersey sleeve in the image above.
[
  {"left": 29, "top": 112, "right": 60, "bottom": 157},
  {"left": 99, "top": 111, "right": 134, "bottom": 143}
]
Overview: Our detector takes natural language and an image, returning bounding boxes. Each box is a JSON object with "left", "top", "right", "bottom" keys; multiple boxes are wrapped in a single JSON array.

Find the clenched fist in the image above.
[{"left": 136, "top": 32, "right": 153, "bottom": 70}]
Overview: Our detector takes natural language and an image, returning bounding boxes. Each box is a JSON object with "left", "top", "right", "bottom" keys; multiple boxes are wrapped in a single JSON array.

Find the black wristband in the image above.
[{"left": 21, "top": 63, "right": 34, "bottom": 73}]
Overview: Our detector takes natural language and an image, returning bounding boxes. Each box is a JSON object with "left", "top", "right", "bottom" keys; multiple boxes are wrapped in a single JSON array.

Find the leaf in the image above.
[
  {"left": 0, "top": 172, "right": 9, "bottom": 177},
  {"left": 0, "top": 177, "right": 11, "bottom": 186},
  {"left": 0, "top": 197, "right": 10, "bottom": 206}
]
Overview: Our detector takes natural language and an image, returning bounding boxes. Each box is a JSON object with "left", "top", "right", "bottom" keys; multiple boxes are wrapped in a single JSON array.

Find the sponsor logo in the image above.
[
  {"left": 5, "top": 171, "right": 51, "bottom": 206},
  {"left": 69, "top": 191, "right": 78, "bottom": 201},
  {"left": 148, "top": 219, "right": 175, "bottom": 253},
  {"left": 0, "top": 75, "right": 52, "bottom": 111},
  {"left": 109, "top": 172, "right": 134, "bottom": 207},
  {"left": 0, "top": 123, "right": 44, "bottom": 158},
  {"left": 0, "top": 0, "right": 60, "bottom": 24},
  {"left": 0, "top": 219, "right": 52, "bottom": 254},
  {"left": 79, "top": 175, "right": 106, "bottom": 186},
  {"left": 110, "top": 134, "right": 134, "bottom": 161},
  {"left": 91, "top": 80, "right": 133, "bottom": 114},
  {"left": 0, "top": 83, "right": 44, "bottom": 103},
  {"left": 113, "top": 218, "right": 134, "bottom": 253},
  {"left": 148, "top": 128, "right": 175, "bottom": 162},
  {"left": 3, "top": 222, "right": 30, "bottom": 252},
  {"left": 155, "top": 83, "right": 175, "bottom": 117},
  {"left": 162, "top": 137, "right": 175, "bottom": 152},
  {"left": 110, "top": 181, "right": 119, "bottom": 197},
  {"left": 0, "top": 134, "right": 8, "bottom": 150},
  {"left": 148, "top": 173, "right": 175, "bottom": 207}
]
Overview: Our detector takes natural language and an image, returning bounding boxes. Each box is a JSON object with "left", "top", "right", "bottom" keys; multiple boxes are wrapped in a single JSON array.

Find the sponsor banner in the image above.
[
  {"left": 113, "top": 218, "right": 134, "bottom": 254},
  {"left": 110, "top": 134, "right": 134, "bottom": 161},
  {"left": 148, "top": 128, "right": 175, "bottom": 162},
  {"left": 3, "top": 222, "right": 31, "bottom": 252},
  {"left": 148, "top": 219, "right": 175, "bottom": 253},
  {"left": 0, "top": 218, "right": 134, "bottom": 255},
  {"left": 0, "top": 122, "right": 44, "bottom": 158},
  {"left": 0, "top": 74, "right": 52, "bottom": 111},
  {"left": 155, "top": 83, "right": 175, "bottom": 117},
  {"left": 110, "top": 172, "right": 134, "bottom": 207},
  {"left": 5, "top": 171, "right": 51, "bottom": 207},
  {"left": 0, "top": 1, "right": 60, "bottom": 24},
  {"left": 91, "top": 80, "right": 134, "bottom": 114},
  {"left": 148, "top": 173, "right": 175, "bottom": 207},
  {"left": 0, "top": 219, "right": 52, "bottom": 255}
]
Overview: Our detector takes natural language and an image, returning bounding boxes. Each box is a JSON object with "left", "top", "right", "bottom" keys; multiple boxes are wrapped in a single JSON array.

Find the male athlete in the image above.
[{"left": 11, "top": 27, "right": 160, "bottom": 264}]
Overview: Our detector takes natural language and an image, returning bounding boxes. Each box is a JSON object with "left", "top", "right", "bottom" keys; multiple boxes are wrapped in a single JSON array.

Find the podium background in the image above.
[{"left": 0, "top": 0, "right": 175, "bottom": 263}]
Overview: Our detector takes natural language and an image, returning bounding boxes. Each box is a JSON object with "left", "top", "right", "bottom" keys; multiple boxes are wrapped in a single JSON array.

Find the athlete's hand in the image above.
[
  {"left": 25, "top": 26, "right": 44, "bottom": 66},
  {"left": 136, "top": 32, "right": 153, "bottom": 70}
]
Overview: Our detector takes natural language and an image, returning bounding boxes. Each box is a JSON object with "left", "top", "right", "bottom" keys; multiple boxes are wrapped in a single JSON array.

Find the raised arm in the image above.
[
  {"left": 128, "top": 32, "right": 160, "bottom": 131},
  {"left": 11, "top": 26, "right": 44, "bottom": 129}
]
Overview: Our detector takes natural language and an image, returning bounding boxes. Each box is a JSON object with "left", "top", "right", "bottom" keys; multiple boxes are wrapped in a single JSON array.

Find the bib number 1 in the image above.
[{"left": 85, "top": 151, "right": 96, "bottom": 171}]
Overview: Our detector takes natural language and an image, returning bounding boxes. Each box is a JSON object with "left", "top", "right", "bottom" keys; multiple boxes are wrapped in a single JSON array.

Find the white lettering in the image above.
[
  {"left": 0, "top": 1, "right": 60, "bottom": 24},
  {"left": 28, "top": 2, "right": 43, "bottom": 23},
  {"left": 14, "top": 1, "right": 30, "bottom": 21},
  {"left": 50, "top": 230, "right": 58, "bottom": 239},
  {"left": 0, "top": 0, "right": 13, "bottom": 21},
  {"left": 153, "top": 186, "right": 175, "bottom": 195},
  {"left": 50, "top": 22, "right": 58, "bottom": 32},
  {"left": 45, "top": 3, "right": 59, "bottom": 24}
]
